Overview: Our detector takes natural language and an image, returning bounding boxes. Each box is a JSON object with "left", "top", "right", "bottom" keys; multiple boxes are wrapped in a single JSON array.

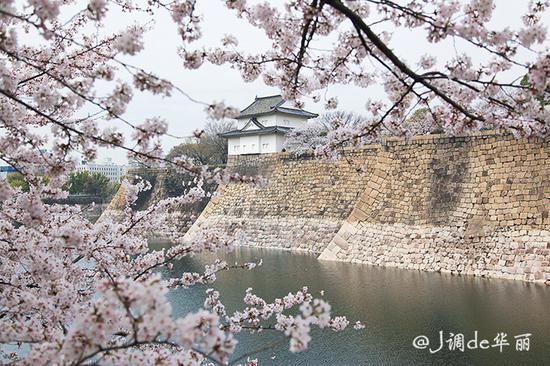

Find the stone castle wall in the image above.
[
  {"left": 319, "top": 131, "right": 550, "bottom": 283},
  {"left": 107, "top": 130, "right": 550, "bottom": 283},
  {"left": 184, "top": 150, "right": 373, "bottom": 252}
]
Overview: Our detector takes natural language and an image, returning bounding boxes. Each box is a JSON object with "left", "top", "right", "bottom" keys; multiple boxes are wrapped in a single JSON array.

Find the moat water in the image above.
[{"left": 157, "top": 245, "right": 550, "bottom": 366}]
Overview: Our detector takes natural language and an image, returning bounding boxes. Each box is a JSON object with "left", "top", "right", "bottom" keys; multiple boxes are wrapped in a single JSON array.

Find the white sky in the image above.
[{"left": 18, "top": 0, "right": 550, "bottom": 164}]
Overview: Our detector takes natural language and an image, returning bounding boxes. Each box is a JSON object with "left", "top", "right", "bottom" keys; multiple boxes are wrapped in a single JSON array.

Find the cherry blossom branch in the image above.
[
  {"left": 229, "top": 337, "right": 288, "bottom": 365},
  {"left": 324, "top": 0, "right": 483, "bottom": 122},
  {"left": 74, "top": 339, "right": 224, "bottom": 366}
]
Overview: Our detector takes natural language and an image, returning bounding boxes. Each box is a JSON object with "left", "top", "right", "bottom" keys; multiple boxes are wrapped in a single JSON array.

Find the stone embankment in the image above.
[
  {"left": 184, "top": 151, "right": 371, "bottom": 252},
  {"left": 319, "top": 131, "right": 550, "bottom": 283}
]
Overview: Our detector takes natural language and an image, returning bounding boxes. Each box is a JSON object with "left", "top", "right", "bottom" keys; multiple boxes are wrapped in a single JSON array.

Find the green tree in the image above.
[
  {"left": 166, "top": 120, "right": 235, "bottom": 166},
  {"left": 6, "top": 173, "right": 29, "bottom": 192},
  {"left": 6, "top": 173, "right": 50, "bottom": 192},
  {"left": 65, "top": 171, "right": 117, "bottom": 199}
]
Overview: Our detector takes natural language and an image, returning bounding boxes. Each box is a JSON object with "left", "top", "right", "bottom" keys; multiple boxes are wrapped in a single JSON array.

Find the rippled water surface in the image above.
[{"left": 157, "top": 245, "right": 550, "bottom": 366}]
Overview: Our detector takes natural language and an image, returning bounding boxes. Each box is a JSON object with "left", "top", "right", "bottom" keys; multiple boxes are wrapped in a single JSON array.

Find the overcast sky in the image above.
[{"left": 51, "top": 1, "right": 550, "bottom": 163}]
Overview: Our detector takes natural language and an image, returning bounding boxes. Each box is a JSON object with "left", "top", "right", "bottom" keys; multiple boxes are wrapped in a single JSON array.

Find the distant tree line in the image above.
[{"left": 6, "top": 170, "right": 119, "bottom": 201}]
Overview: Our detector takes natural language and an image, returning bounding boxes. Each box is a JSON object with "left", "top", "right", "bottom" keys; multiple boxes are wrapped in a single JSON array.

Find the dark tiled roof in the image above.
[
  {"left": 219, "top": 125, "right": 291, "bottom": 138},
  {"left": 275, "top": 106, "right": 318, "bottom": 118},
  {"left": 236, "top": 95, "right": 318, "bottom": 119},
  {"left": 238, "top": 95, "right": 284, "bottom": 118}
]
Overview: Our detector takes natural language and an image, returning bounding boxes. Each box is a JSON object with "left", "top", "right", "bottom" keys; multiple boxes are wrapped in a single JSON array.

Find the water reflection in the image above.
[{"left": 156, "top": 245, "right": 550, "bottom": 365}]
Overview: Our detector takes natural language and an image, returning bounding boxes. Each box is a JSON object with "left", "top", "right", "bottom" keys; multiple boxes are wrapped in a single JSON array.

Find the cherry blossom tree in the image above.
[
  {"left": 0, "top": 0, "right": 548, "bottom": 364},
  {"left": 284, "top": 121, "right": 331, "bottom": 154},
  {"left": 284, "top": 111, "right": 367, "bottom": 154},
  {"left": 284, "top": 108, "right": 443, "bottom": 154},
  {"left": 200, "top": 0, "right": 550, "bottom": 154}
]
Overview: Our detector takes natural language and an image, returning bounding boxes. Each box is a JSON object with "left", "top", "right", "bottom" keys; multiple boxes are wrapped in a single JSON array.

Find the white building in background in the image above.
[
  {"left": 220, "top": 95, "right": 317, "bottom": 155},
  {"left": 77, "top": 158, "right": 126, "bottom": 183}
]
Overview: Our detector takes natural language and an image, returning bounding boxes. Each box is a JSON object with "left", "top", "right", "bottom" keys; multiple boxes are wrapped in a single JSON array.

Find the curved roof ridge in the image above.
[
  {"left": 236, "top": 95, "right": 317, "bottom": 119},
  {"left": 255, "top": 94, "right": 283, "bottom": 100}
]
